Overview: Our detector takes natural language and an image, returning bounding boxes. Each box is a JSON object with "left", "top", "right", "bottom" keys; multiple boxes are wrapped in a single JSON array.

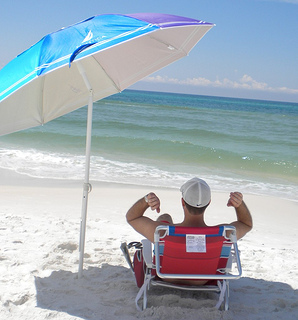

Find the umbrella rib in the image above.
[
  {"left": 153, "top": 25, "right": 210, "bottom": 56},
  {"left": 91, "top": 55, "right": 122, "bottom": 93}
]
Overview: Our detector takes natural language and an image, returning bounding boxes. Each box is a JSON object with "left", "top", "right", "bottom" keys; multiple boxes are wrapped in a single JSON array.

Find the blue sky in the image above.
[{"left": 1, "top": 0, "right": 297, "bottom": 102}]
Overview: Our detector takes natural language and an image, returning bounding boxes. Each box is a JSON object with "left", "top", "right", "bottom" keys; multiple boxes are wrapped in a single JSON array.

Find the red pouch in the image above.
[{"left": 133, "top": 249, "right": 145, "bottom": 288}]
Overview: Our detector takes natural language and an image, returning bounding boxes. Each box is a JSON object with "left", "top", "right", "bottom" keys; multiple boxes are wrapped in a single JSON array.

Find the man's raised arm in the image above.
[
  {"left": 228, "top": 192, "right": 253, "bottom": 240},
  {"left": 126, "top": 193, "right": 161, "bottom": 242}
]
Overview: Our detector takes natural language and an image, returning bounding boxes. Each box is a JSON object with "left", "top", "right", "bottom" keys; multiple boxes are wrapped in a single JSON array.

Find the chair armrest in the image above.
[{"left": 141, "top": 239, "right": 153, "bottom": 268}]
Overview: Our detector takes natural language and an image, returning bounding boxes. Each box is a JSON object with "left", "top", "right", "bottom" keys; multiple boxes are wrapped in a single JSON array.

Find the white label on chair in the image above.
[{"left": 186, "top": 234, "right": 206, "bottom": 253}]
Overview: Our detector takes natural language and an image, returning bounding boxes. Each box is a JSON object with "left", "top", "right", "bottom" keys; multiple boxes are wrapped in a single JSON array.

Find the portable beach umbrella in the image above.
[{"left": 0, "top": 13, "right": 214, "bottom": 277}]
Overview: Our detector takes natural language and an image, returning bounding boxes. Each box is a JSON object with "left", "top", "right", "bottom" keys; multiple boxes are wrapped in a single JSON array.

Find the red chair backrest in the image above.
[{"left": 160, "top": 226, "right": 230, "bottom": 275}]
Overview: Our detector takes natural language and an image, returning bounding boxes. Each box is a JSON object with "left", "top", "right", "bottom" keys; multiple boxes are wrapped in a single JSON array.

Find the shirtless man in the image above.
[{"left": 126, "top": 177, "right": 253, "bottom": 242}]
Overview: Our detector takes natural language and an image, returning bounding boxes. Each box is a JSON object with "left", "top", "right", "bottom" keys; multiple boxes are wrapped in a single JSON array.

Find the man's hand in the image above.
[
  {"left": 227, "top": 192, "right": 243, "bottom": 208},
  {"left": 145, "top": 192, "right": 160, "bottom": 213}
]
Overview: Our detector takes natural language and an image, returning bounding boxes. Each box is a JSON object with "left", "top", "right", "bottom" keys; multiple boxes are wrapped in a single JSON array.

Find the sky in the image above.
[{"left": 1, "top": 0, "right": 297, "bottom": 103}]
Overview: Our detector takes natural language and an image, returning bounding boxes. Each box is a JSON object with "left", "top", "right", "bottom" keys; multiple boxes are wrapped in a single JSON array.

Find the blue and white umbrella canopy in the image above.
[
  {"left": 0, "top": 13, "right": 214, "bottom": 277},
  {"left": 0, "top": 13, "right": 213, "bottom": 135}
]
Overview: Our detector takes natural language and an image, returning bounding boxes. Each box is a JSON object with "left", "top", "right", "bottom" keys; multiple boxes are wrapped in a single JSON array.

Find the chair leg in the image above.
[
  {"left": 142, "top": 268, "right": 152, "bottom": 310},
  {"left": 224, "top": 281, "right": 230, "bottom": 311},
  {"left": 216, "top": 280, "right": 227, "bottom": 310},
  {"left": 136, "top": 279, "right": 148, "bottom": 311},
  {"left": 143, "top": 284, "right": 147, "bottom": 310},
  {"left": 135, "top": 269, "right": 151, "bottom": 311}
]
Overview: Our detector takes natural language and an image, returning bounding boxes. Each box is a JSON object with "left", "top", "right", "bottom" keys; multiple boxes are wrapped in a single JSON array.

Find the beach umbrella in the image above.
[{"left": 0, "top": 13, "right": 214, "bottom": 277}]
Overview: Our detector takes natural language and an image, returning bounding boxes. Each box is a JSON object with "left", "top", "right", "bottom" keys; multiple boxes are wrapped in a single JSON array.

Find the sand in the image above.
[{"left": 0, "top": 168, "right": 297, "bottom": 320}]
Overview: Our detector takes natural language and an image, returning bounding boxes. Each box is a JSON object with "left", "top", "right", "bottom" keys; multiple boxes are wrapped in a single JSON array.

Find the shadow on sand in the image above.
[
  {"left": 35, "top": 264, "right": 136, "bottom": 320},
  {"left": 35, "top": 264, "right": 298, "bottom": 320}
]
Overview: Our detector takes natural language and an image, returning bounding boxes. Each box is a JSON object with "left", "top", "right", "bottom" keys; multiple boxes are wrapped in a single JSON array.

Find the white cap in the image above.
[{"left": 180, "top": 177, "right": 211, "bottom": 208}]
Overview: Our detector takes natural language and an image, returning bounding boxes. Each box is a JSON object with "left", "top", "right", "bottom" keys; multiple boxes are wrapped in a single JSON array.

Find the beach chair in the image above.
[{"left": 134, "top": 225, "right": 242, "bottom": 311}]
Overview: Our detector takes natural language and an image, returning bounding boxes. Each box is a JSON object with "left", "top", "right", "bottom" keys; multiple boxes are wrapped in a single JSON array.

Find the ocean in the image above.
[{"left": 0, "top": 90, "right": 297, "bottom": 201}]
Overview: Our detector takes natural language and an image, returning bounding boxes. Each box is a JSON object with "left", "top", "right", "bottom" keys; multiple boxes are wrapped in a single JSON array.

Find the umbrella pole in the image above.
[{"left": 77, "top": 62, "right": 93, "bottom": 279}]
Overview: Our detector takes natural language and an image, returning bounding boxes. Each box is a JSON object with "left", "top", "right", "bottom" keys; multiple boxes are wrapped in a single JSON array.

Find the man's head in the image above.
[{"left": 180, "top": 177, "right": 211, "bottom": 215}]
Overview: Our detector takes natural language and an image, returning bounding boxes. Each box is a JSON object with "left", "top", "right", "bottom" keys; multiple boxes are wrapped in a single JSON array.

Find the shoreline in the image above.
[
  {"left": 1, "top": 166, "right": 297, "bottom": 251},
  {"left": 1, "top": 166, "right": 297, "bottom": 200},
  {"left": 1, "top": 167, "right": 297, "bottom": 227}
]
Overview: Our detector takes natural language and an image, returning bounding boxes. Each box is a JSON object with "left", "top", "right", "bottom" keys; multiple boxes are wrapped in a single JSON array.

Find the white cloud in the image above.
[{"left": 143, "top": 75, "right": 298, "bottom": 95}]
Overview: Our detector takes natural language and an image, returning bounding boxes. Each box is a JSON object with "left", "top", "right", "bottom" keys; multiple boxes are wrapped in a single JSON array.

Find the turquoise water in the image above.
[{"left": 0, "top": 90, "right": 297, "bottom": 200}]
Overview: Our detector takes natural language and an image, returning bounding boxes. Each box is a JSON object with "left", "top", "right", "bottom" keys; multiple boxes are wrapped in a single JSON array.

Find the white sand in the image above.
[{"left": 0, "top": 168, "right": 297, "bottom": 320}]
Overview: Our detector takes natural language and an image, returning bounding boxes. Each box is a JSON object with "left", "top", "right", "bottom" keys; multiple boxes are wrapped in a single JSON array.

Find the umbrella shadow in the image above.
[
  {"left": 35, "top": 266, "right": 298, "bottom": 319},
  {"left": 35, "top": 264, "right": 136, "bottom": 320}
]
